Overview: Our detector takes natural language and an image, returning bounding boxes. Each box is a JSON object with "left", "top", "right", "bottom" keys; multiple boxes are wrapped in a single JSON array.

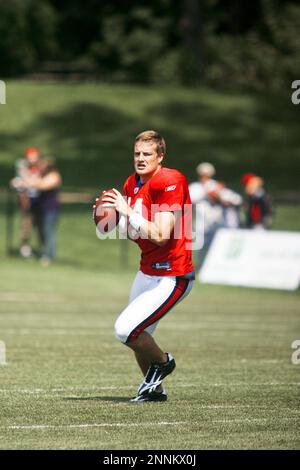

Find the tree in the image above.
[
  {"left": 181, "top": 0, "right": 206, "bottom": 80},
  {"left": 0, "top": 0, "right": 57, "bottom": 76}
]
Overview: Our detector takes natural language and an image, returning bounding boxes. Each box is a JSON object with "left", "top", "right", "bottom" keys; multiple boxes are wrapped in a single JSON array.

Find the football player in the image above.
[{"left": 100, "top": 130, "right": 194, "bottom": 402}]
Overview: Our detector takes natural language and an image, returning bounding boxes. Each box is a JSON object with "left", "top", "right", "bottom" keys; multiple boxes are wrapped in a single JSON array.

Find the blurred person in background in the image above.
[
  {"left": 218, "top": 182, "right": 243, "bottom": 229},
  {"left": 19, "top": 157, "right": 62, "bottom": 266},
  {"left": 10, "top": 147, "right": 41, "bottom": 258},
  {"left": 189, "top": 163, "right": 242, "bottom": 270},
  {"left": 241, "top": 173, "right": 273, "bottom": 229}
]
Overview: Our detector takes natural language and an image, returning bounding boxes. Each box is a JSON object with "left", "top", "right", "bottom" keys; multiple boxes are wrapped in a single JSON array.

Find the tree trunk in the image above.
[{"left": 181, "top": 0, "right": 205, "bottom": 80}]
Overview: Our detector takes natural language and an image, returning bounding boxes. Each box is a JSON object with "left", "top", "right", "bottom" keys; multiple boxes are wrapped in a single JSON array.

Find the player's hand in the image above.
[
  {"left": 92, "top": 196, "right": 100, "bottom": 209},
  {"left": 102, "top": 188, "right": 133, "bottom": 217}
]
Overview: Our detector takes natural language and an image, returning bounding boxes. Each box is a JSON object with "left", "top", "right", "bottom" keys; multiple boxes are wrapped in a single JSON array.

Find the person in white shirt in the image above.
[
  {"left": 10, "top": 147, "right": 41, "bottom": 258},
  {"left": 189, "top": 163, "right": 242, "bottom": 270},
  {"left": 218, "top": 184, "right": 243, "bottom": 229}
]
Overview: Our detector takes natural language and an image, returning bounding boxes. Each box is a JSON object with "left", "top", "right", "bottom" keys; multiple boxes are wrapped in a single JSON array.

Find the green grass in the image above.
[
  {"left": 0, "top": 204, "right": 299, "bottom": 449},
  {"left": 0, "top": 81, "right": 299, "bottom": 191},
  {"left": 0, "top": 260, "right": 299, "bottom": 449},
  {"left": 272, "top": 204, "right": 300, "bottom": 232},
  {"left": 1, "top": 80, "right": 299, "bottom": 449}
]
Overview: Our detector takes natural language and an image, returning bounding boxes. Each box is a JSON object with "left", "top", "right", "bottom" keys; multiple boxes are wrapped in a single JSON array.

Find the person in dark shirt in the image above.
[
  {"left": 241, "top": 173, "right": 273, "bottom": 229},
  {"left": 22, "top": 157, "right": 62, "bottom": 265}
]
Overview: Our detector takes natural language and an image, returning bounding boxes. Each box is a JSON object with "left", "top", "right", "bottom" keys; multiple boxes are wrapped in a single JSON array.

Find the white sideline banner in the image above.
[{"left": 199, "top": 229, "right": 300, "bottom": 291}]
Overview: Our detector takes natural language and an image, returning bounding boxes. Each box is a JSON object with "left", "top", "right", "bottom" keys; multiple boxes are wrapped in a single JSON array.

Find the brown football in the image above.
[{"left": 93, "top": 189, "right": 120, "bottom": 233}]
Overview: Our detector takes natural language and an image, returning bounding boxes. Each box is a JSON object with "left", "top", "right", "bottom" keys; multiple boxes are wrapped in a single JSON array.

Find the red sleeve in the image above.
[
  {"left": 123, "top": 179, "right": 128, "bottom": 196},
  {"left": 152, "top": 180, "right": 185, "bottom": 211}
]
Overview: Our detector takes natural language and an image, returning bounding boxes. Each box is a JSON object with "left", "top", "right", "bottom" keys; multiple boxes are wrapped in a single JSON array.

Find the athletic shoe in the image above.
[
  {"left": 137, "top": 352, "right": 176, "bottom": 396},
  {"left": 130, "top": 388, "right": 167, "bottom": 403}
]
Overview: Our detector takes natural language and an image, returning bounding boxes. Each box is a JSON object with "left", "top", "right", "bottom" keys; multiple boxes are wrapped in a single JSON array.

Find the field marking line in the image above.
[
  {"left": 0, "top": 382, "right": 299, "bottom": 394},
  {"left": 3, "top": 417, "right": 300, "bottom": 431},
  {"left": 0, "top": 329, "right": 291, "bottom": 339},
  {"left": 3, "top": 422, "right": 186, "bottom": 430},
  {"left": 211, "top": 417, "right": 300, "bottom": 424},
  {"left": 0, "top": 322, "right": 294, "bottom": 333},
  {"left": 0, "top": 382, "right": 300, "bottom": 396}
]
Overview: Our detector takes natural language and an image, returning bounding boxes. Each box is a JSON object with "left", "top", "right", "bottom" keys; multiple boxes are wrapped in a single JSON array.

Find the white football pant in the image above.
[{"left": 114, "top": 270, "right": 194, "bottom": 343}]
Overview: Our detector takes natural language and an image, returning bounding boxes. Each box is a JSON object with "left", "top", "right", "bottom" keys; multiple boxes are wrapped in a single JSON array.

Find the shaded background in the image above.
[
  {"left": 1, "top": 0, "right": 300, "bottom": 89},
  {"left": 0, "top": 0, "right": 300, "bottom": 192}
]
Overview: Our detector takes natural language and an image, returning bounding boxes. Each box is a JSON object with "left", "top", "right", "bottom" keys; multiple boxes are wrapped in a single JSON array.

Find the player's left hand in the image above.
[{"left": 102, "top": 188, "right": 133, "bottom": 217}]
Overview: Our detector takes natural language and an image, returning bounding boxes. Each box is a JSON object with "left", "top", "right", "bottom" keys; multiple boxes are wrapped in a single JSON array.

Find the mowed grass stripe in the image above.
[
  {"left": 3, "top": 416, "right": 300, "bottom": 431},
  {"left": 0, "top": 383, "right": 300, "bottom": 394},
  {"left": 4, "top": 422, "right": 186, "bottom": 430},
  {"left": 0, "top": 238, "right": 299, "bottom": 449}
]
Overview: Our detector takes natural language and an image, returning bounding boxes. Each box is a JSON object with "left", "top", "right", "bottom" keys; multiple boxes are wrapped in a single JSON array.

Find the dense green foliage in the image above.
[
  {"left": 0, "top": 0, "right": 299, "bottom": 90},
  {"left": 0, "top": 0, "right": 57, "bottom": 75}
]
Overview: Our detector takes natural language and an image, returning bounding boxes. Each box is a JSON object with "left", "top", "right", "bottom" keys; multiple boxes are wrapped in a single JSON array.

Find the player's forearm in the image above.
[
  {"left": 139, "top": 220, "right": 169, "bottom": 246},
  {"left": 101, "top": 190, "right": 173, "bottom": 246},
  {"left": 129, "top": 213, "right": 172, "bottom": 246}
]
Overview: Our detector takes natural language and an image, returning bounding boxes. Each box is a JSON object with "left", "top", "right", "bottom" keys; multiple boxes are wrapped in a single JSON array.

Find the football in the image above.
[{"left": 93, "top": 189, "right": 120, "bottom": 234}]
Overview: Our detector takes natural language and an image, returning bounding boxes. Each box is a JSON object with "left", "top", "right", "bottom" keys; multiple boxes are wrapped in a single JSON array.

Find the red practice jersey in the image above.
[{"left": 123, "top": 167, "right": 194, "bottom": 277}]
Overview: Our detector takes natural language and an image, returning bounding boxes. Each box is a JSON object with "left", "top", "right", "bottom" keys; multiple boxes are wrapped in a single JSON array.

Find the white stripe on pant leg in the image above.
[{"left": 114, "top": 274, "right": 177, "bottom": 343}]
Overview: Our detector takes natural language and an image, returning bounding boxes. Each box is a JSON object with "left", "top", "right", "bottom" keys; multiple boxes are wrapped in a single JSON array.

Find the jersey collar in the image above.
[
  {"left": 135, "top": 167, "right": 163, "bottom": 187},
  {"left": 135, "top": 173, "right": 145, "bottom": 188}
]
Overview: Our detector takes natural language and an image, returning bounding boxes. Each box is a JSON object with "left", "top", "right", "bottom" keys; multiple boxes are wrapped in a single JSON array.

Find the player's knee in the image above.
[{"left": 114, "top": 317, "right": 130, "bottom": 344}]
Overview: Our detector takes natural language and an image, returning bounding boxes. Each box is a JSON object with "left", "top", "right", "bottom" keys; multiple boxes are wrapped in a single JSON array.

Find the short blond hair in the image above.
[
  {"left": 196, "top": 162, "right": 215, "bottom": 177},
  {"left": 135, "top": 130, "right": 166, "bottom": 156}
]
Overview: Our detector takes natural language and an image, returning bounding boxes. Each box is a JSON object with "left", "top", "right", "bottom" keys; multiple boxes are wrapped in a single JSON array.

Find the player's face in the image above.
[{"left": 134, "top": 141, "right": 164, "bottom": 182}]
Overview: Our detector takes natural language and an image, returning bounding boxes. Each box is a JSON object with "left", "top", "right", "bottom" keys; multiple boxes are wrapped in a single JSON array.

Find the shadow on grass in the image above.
[
  {"left": 147, "top": 94, "right": 300, "bottom": 189},
  {"left": 1, "top": 89, "right": 299, "bottom": 190}
]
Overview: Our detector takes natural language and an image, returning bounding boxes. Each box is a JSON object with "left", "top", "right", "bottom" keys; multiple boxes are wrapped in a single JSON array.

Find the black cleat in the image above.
[
  {"left": 137, "top": 352, "right": 176, "bottom": 396},
  {"left": 130, "top": 388, "right": 167, "bottom": 403}
]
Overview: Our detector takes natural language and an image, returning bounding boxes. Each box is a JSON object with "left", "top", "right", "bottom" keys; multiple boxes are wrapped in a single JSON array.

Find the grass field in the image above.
[
  {"left": 0, "top": 203, "right": 299, "bottom": 449},
  {"left": 0, "top": 80, "right": 299, "bottom": 449},
  {"left": 1, "top": 81, "right": 300, "bottom": 191}
]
